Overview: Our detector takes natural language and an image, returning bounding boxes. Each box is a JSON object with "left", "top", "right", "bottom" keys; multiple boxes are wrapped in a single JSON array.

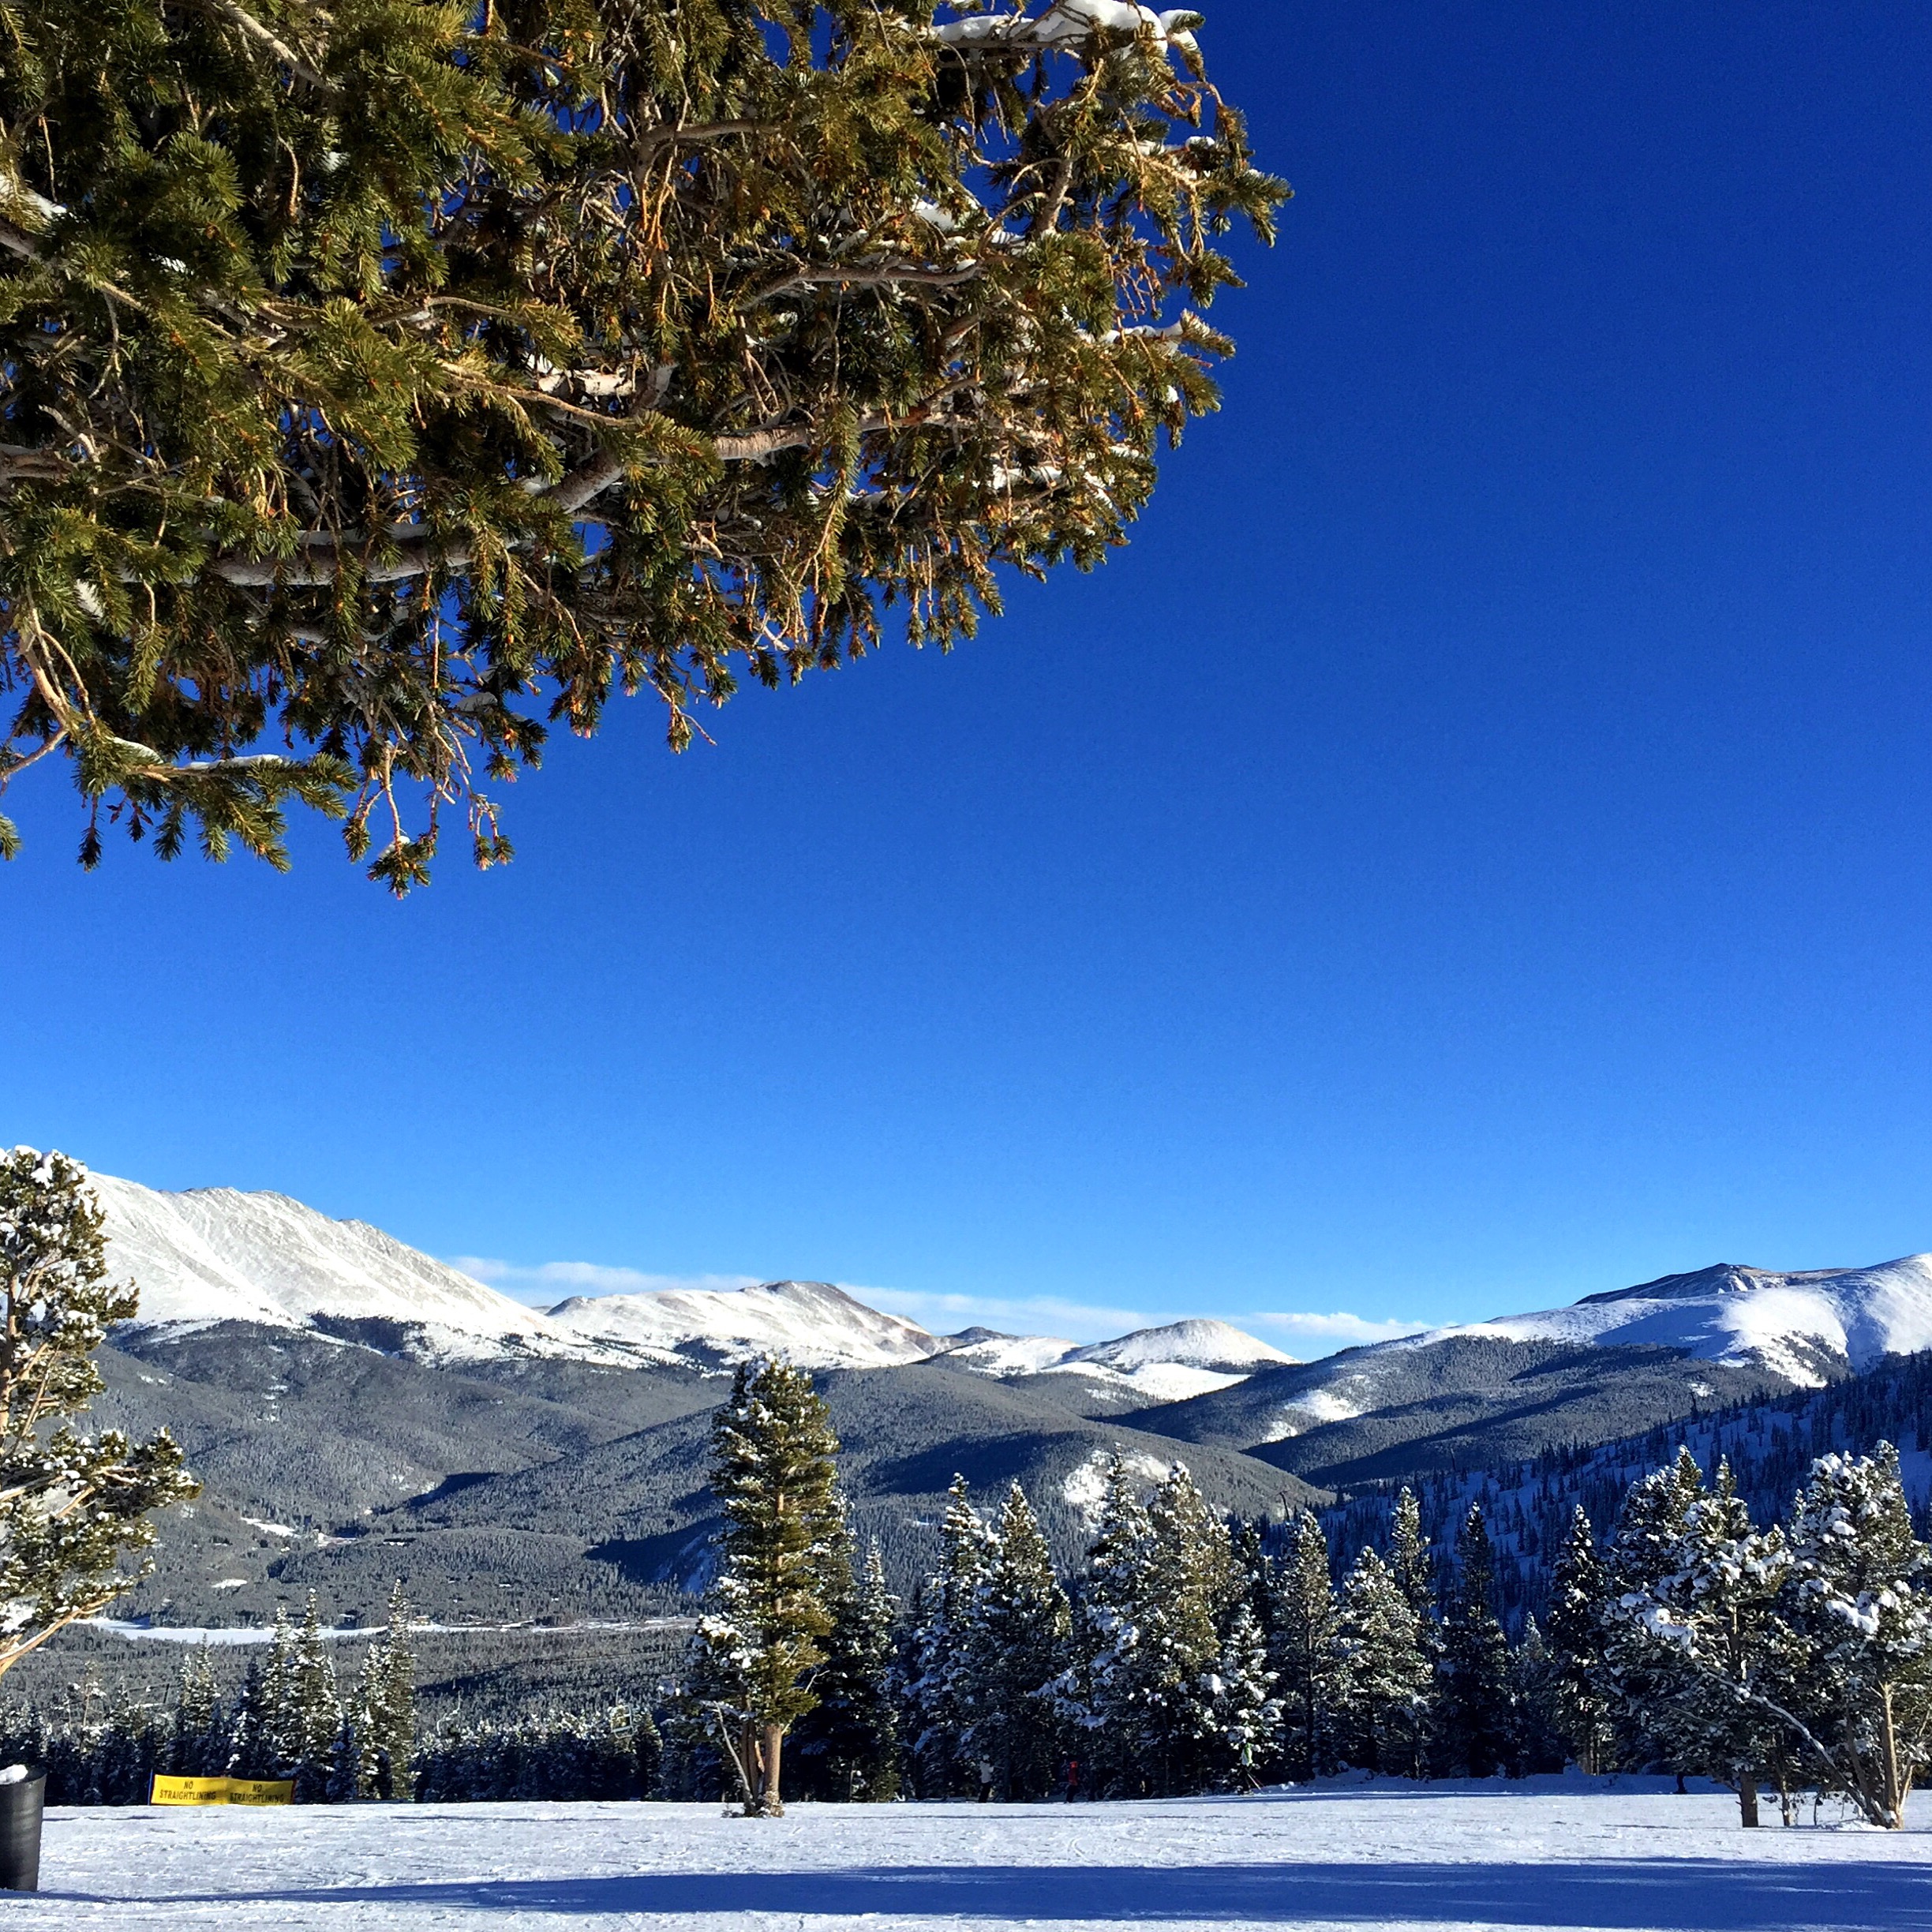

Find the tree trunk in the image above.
[
  {"left": 761, "top": 1724, "right": 786, "bottom": 1818},
  {"left": 1881, "top": 1686, "right": 1904, "bottom": 1829},
  {"left": 1738, "top": 1777, "right": 1758, "bottom": 1828}
]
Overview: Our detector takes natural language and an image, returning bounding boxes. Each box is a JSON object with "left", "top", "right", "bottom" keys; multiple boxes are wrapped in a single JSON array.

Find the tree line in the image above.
[{"left": 683, "top": 1358, "right": 1932, "bottom": 1825}]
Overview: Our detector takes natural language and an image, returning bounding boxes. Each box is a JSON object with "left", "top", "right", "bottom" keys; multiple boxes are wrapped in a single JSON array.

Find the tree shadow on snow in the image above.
[{"left": 91, "top": 1859, "right": 1932, "bottom": 1927}]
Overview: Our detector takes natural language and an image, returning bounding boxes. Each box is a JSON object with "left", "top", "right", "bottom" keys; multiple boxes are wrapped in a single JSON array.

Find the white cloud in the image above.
[{"left": 1244, "top": 1309, "right": 1428, "bottom": 1349}]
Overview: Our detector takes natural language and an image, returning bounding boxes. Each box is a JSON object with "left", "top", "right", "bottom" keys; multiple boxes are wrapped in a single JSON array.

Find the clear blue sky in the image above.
[{"left": 7, "top": 2, "right": 1932, "bottom": 1351}]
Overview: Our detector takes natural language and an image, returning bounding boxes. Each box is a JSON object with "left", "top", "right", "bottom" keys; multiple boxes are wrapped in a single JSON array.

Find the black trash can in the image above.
[{"left": 0, "top": 1768, "right": 45, "bottom": 1892}]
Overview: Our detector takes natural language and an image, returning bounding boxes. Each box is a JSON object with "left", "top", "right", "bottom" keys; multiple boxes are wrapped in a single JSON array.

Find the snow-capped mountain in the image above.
[
  {"left": 1422, "top": 1256, "right": 1932, "bottom": 1387},
  {"left": 85, "top": 1167, "right": 1302, "bottom": 1386},
  {"left": 933, "top": 1316, "right": 1296, "bottom": 1401},
  {"left": 94, "top": 1174, "right": 597, "bottom": 1363},
  {"left": 544, "top": 1279, "right": 940, "bottom": 1371}
]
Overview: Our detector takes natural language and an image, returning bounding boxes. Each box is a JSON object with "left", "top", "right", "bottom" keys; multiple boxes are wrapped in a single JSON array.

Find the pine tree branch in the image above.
[{"left": 173, "top": 0, "right": 339, "bottom": 99}]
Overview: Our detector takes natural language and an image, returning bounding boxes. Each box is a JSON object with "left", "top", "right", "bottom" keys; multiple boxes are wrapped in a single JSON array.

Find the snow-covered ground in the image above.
[{"left": 9, "top": 1779, "right": 1932, "bottom": 1930}]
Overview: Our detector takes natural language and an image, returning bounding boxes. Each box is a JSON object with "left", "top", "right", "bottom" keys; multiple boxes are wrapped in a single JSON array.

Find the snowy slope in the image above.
[
  {"left": 930, "top": 1316, "right": 1296, "bottom": 1401},
  {"left": 93, "top": 1174, "right": 602, "bottom": 1363},
  {"left": 1420, "top": 1256, "right": 1932, "bottom": 1386},
  {"left": 545, "top": 1279, "right": 941, "bottom": 1370},
  {"left": 34, "top": 1784, "right": 1932, "bottom": 1930}
]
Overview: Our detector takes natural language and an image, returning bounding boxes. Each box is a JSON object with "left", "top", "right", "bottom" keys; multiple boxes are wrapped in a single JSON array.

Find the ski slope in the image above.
[{"left": 15, "top": 1780, "right": 1932, "bottom": 1930}]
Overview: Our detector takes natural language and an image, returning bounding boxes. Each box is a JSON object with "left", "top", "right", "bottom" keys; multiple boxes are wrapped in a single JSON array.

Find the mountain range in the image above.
[{"left": 71, "top": 1167, "right": 1932, "bottom": 1643}]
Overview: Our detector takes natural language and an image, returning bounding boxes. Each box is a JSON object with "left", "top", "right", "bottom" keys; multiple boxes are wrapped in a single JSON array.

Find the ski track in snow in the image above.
[{"left": 10, "top": 1781, "right": 1932, "bottom": 1930}]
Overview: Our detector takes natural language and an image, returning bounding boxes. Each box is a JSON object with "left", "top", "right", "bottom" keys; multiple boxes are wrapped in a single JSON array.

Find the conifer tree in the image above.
[
  {"left": 1542, "top": 1506, "right": 1614, "bottom": 1773},
  {"left": 1604, "top": 1448, "right": 1706, "bottom": 1770},
  {"left": 1270, "top": 1509, "right": 1344, "bottom": 1780},
  {"left": 0, "top": 0, "right": 1284, "bottom": 887},
  {"left": 1335, "top": 1544, "right": 1432, "bottom": 1776},
  {"left": 908, "top": 1473, "right": 998, "bottom": 1797},
  {"left": 1133, "top": 1463, "right": 1234, "bottom": 1793},
  {"left": 1386, "top": 1486, "right": 1440, "bottom": 1766},
  {"left": 288, "top": 1593, "right": 343, "bottom": 1801},
  {"left": 1437, "top": 1504, "right": 1511, "bottom": 1778},
  {"left": 1389, "top": 1488, "right": 1437, "bottom": 1629},
  {"left": 694, "top": 1356, "right": 845, "bottom": 1816},
  {"left": 362, "top": 1581, "right": 418, "bottom": 1800},
  {"left": 1612, "top": 1462, "right": 1790, "bottom": 1825},
  {"left": 1507, "top": 1617, "right": 1567, "bottom": 1776},
  {"left": 1055, "top": 1453, "right": 1165, "bottom": 1793},
  {"left": 170, "top": 1645, "right": 224, "bottom": 1777},
  {"left": 1773, "top": 1444, "right": 1932, "bottom": 1828},
  {"left": 1204, "top": 1599, "right": 1279, "bottom": 1791},
  {"left": 790, "top": 1522, "right": 900, "bottom": 1801},
  {"left": 961, "top": 1481, "right": 1070, "bottom": 1799},
  {"left": 228, "top": 1638, "right": 282, "bottom": 1779},
  {"left": 0, "top": 1150, "right": 197, "bottom": 1677}
]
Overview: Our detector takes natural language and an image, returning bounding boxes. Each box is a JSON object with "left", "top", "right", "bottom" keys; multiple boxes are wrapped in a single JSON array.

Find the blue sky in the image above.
[{"left": 7, "top": 2, "right": 1932, "bottom": 1352}]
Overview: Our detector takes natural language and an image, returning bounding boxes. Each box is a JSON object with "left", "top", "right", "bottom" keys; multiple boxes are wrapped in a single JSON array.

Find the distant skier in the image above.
[{"left": 1064, "top": 1759, "right": 1080, "bottom": 1803}]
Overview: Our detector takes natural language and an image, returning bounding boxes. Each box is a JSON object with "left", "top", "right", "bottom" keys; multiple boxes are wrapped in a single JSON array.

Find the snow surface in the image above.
[
  {"left": 1067, "top": 1319, "right": 1297, "bottom": 1376},
  {"left": 545, "top": 1279, "right": 941, "bottom": 1370},
  {"left": 94, "top": 1175, "right": 614, "bottom": 1365},
  {"left": 1413, "top": 1256, "right": 1932, "bottom": 1387},
  {"left": 1061, "top": 1447, "right": 1174, "bottom": 1522},
  {"left": 936, "top": 1318, "right": 1296, "bottom": 1400},
  {"left": 15, "top": 1781, "right": 1932, "bottom": 1930}
]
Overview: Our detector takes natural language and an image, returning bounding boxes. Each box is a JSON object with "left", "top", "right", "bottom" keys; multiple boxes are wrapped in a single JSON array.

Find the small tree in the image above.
[
  {"left": 906, "top": 1473, "right": 998, "bottom": 1797},
  {"left": 788, "top": 1524, "right": 900, "bottom": 1802},
  {"left": 695, "top": 1356, "right": 844, "bottom": 1816},
  {"left": 1270, "top": 1509, "right": 1343, "bottom": 1780},
  {"left": 363, "top": 1581, "right": 418, "bottom": 1800},
  {"left": 0, "top": 1148, "right": 197, "bottom": 1679},
  {"left": 1777, "top": 1446, "right": 1932, "bottom": 1827},
  {"left": 1437, "top": 1503, "right": 1511, "bottom": 1778},
  {"left": 960, "top": 1481, "right": 1069, "bottom": 1799},
  {"left": 1542, "top": 1506, "right": 1614, "bottom": 1773},
  {"left": 1335, "top": 1544, "right": 1432, "bottom": 1776},
  {"left": 1204, "top": 1599, "right": 1280, "bottom": 1791}
]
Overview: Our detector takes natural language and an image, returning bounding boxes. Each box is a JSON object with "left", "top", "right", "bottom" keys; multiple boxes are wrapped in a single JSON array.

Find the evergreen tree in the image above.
[
  {"left": 789, "top": 1524, "right": 900, "bottom": 1801},
  {"left": 1389, "top": 1488, "right": 1437, "bottom": 1628},
  {"left": 1777, "top": 1445, "right": 1932, "bottom": 1828},
  {"left": 361, "top": 1582, "right": 418, "bottom": 1800},
  {"left": 0, "top": 1151, "right": 197, "bottom": 1676},
  {"left": 170, "top": 1645, "right": 224, "bottom": 1777},
  {"left": 1203, "top": 1600, "right": 1279, "bottom": 1792},
  {"left": 907, "top": 1474, "right": 998, "bottom": 1797},
  {"left": 1542, "top": 1507, "right": 1614, "bottom": 1773},
  {"left": 1385, "top": 1486, "right": 1440, "bottom": 1768},
  {"left": 1507, "top": 1617, "right": 1567, "bottom": 1776},
  {"left": 288, "top": 1593, "right": 343, "bottom": 1801},
  {"left": 960, "top": 1481, "right": 1070, "bottom": 1799},
  {"left": 1335, "top": 1545, "right": 1432, "bottom": 1776},
  {"left": 0, "top": 0, "right": 1283, "bottom": 886},
  {"left": 230, "top": 1608, "right": 297, "bottom": 1779},
  {"left": 1604, "top": 1449, "right": 1707, "bottom": 1770},
  {"left": 1611, "top": 1462, "right": 1791, "bottom": 1825},
  {"left": 1270, "top": 1510, "right": 1344, "bottom": 1780},
  {"left": 693, "top": 1356, "right": 845, "bottom": 1815},
  {"left": 1055, "top": 1454, "right": 1156, "bottom": 1795},
  {"left": 1437, "top": 1504, "right": 1511, "bottom": 1778},
  {"left": 1133, "top": 1464, "right": 1235, "bottom": 1793}
]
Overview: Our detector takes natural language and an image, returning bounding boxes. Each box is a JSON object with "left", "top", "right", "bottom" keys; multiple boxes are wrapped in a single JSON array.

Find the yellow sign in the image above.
[{"left": 150, "top": 1775, "right": 294, "bottom": 1807}]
